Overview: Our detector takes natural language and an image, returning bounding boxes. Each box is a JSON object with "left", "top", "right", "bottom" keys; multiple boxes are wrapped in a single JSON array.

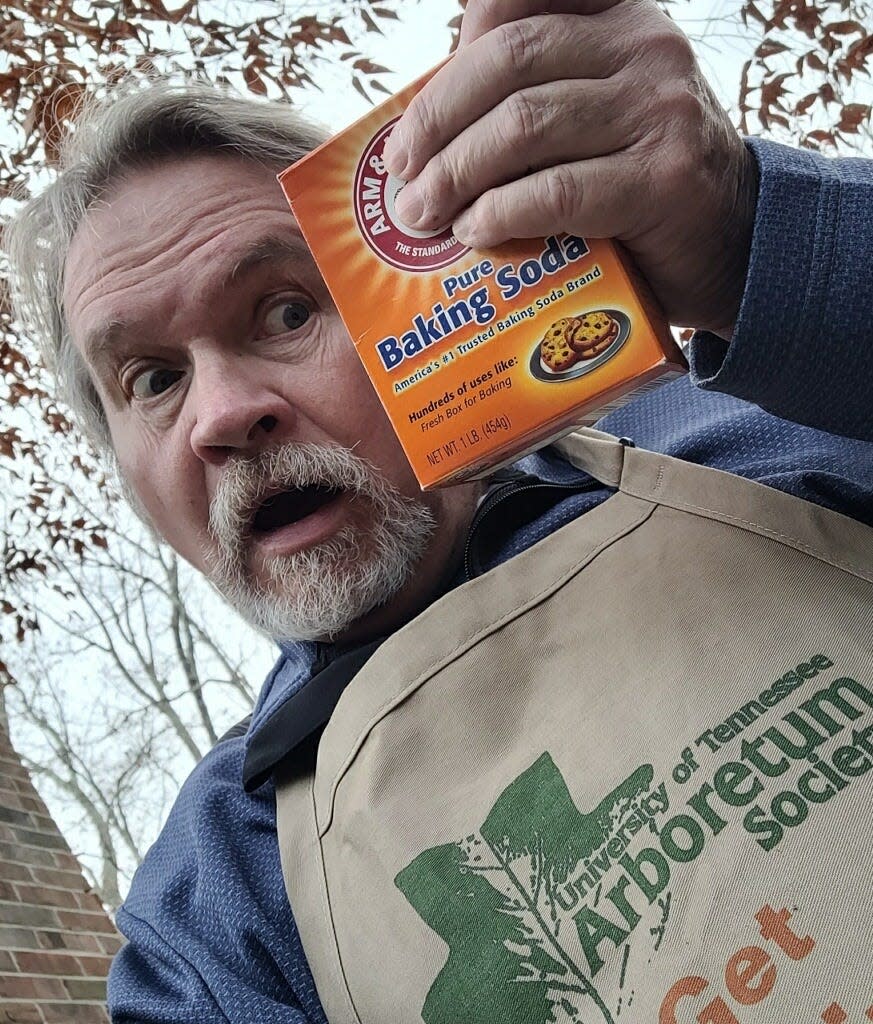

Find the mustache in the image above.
[
  {"left": 202, "top": 441, "right": 438, "bottom": 642},
  {"left": 207, "top": 442, "right": 387, "bottom": 544}
]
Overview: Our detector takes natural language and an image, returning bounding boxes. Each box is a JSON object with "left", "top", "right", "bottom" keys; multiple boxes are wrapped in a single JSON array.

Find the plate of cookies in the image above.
[{"left": 530, "top": 309, "right": 630, "bottom": 382}]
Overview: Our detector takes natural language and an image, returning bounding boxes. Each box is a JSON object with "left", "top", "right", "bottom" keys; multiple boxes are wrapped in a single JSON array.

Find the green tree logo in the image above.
[{"left": 395, "top": 753, "right": 656, "bottom": 1024}]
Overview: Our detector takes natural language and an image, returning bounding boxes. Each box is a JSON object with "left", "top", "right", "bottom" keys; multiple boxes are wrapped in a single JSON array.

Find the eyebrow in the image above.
[
  {"left": 80, "top": 232, "right": 313, "bottom": 370},
  {"left": 228, "top": 234, "right": 311, "bottom": 284},
  {"left": 81, "top": 318, "right": 132, "bottom": 373}
]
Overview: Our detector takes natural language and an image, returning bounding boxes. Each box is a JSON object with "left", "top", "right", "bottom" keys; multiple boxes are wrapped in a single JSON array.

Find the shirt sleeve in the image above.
[
  {"left": 687, "top": 137, "right": 873, "bottom": 442},
  {"left": 109, "top": 910, "right": 230, "bottom": 1023},
  {"left": 109, "top": 908, "right": 317, "bottom": 1024},
  {"left": 107, "top": 913, "right": 319, "bottom": 1024},
  {"left": 105, "top": 738, "right": 327, "bottom": 1024}
]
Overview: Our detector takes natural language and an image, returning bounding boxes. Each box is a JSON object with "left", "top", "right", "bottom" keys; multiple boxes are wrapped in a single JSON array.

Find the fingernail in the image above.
[
  {"left": 395, "top": 183, "right": 423, "bottom": 228},
  {"left": 452, "top": 212, "right": 475, "bottom": 245},
  {"left": 382, "top": 128, "right": 407, "bottom": 178}
]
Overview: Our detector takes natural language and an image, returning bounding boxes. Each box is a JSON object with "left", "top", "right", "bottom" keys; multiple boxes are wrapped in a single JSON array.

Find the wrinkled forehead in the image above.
[
  {"left": 63, "top": 152, "right": 313, "bottom": 315},
  {"left": 62, "top": 153, "right": 319, "bottom": 365}
]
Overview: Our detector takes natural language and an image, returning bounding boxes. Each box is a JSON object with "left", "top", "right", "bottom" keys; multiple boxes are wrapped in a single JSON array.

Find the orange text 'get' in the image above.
[{"left": 659, "top": 904, "right": 872, "bottom": 1023}]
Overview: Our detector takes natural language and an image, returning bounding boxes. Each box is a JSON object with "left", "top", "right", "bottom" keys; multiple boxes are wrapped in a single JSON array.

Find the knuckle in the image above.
[
  {"left": 496, "top": 19, "right": 544, "bottom": 77},
  {"left": 659, "top": 79, "right": 705, "bottom": 130},
  {"left": 546, "top": 164, "right": 583, "bottom": 224},
  {"left": 651, "top": 25, "right": 697, "bottom": 75},
  {"left": 503, "top": 88, "right": 549, "bottom": 146},
  {"left": 403, "top": 91, "right": 435, "bottom": 149}
]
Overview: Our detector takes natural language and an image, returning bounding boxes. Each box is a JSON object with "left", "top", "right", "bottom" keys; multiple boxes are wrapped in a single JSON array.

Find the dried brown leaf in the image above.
[
  {"left": 819, "top": 81, "right": 837, "bottom": 104},
  {"left": 353, "top": 58, "right": 390, "bottom": 74},
  {"left": 840, "top": 34, "right": 873, "bottom": 77},
  {"left": 795, "top": 92, "right": 818, "bottom": 115},
  {"left": 825, "top": 20, "right": 865, "bottom": 36},
  {"left": 0, "top": 71, "right": 24, "bottom": 96},
  {"left": 351, "top": 74, "right": 371, "bottom": 103},
  {"left": 742, "top": 2, "right": 769, "bottom": 27},
  {"left": 756, "top": 40, "right": 789, "bottom": 58},
  {"left": 243, "top": 62, "right": 268, "bottom": 96},
  {"left": 837, "top": 102, "right": 871, "bottom": 133},
  {"left": 361, "top": 9, "right": 383, "bottom": 35},
  {"left": 806, "top": 129, "right": 837, "bottom": 144},
  {"left": 327, "top": 25, "right": 352, "bottom": 46}
]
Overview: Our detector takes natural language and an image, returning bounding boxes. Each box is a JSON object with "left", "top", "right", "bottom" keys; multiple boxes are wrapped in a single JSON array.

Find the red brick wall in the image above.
[{"left": 0, "top": 707, "right": 122, "bottom": 1024}]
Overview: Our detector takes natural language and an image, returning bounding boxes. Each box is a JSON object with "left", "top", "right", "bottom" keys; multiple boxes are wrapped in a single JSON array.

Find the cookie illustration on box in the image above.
[
  {"left": 540, "top": 317, "right": 583, "bottom": 371},
  {"left": 535, "top": 309, "right": 631, "bottom": 381},
  {"left": 543, "top": 317, "right": 582, "bottom": 347},
  {"left": 572, "top": 310, "right": 620, "bottom": 359},
  {"left": 541, "top": 334, "right": 578, "bottom": 372}
]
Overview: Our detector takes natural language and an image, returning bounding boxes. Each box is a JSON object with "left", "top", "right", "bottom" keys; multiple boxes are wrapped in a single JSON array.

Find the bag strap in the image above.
[{"left": 552, "top": 428, "right": 628, "bottom": 488}]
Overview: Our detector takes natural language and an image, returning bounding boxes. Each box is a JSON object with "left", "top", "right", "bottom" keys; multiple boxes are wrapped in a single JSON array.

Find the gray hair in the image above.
[{"left": 4, "top": 80, "right": 328, "bottom": 453}]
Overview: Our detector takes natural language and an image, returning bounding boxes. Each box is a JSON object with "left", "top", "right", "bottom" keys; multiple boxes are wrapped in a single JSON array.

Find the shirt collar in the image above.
[{"left": 242, "top": 638, "right": 384, "bottom": 791}]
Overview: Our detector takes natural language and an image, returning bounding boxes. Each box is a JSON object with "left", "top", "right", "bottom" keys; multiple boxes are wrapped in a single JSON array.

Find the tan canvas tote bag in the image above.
[{"left": 275, "top": 428, "right": 873, "bottom": 1024}]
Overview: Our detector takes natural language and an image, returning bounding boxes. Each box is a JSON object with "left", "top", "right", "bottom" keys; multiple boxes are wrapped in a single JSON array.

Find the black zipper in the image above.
[{"left": 463, "top": 474, "right": 600, "bottom": 581}]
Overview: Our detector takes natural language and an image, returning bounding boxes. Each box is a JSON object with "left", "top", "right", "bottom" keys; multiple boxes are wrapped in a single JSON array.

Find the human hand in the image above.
[{"left": 382, "top": 0, "right": 759, "bottom": 334}]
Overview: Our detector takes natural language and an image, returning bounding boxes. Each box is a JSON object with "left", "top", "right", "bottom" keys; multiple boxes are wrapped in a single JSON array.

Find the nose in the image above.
[{"left": 189, "top": 355, "right": 295, "bottom": 467}]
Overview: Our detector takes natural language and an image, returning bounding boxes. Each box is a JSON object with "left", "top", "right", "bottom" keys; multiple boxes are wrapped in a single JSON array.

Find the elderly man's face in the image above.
[{"left": 64, "top": 154, "right": 480, "bottom": 642}]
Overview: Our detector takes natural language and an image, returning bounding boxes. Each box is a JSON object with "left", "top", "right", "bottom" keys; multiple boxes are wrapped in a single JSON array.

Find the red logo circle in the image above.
[{"left": 353, "top": 117, "right": 470, "bottom": 273}]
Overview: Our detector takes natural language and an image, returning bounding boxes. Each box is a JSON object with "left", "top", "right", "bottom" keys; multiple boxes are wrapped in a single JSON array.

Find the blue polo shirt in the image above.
[{"left": 108, "top": 138, "right": 873, "bottom": 1023}]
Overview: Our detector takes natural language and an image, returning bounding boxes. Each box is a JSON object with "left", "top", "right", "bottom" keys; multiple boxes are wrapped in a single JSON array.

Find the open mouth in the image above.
[{"left": 249, "top": 485, "right": 342, "bottom": 537}]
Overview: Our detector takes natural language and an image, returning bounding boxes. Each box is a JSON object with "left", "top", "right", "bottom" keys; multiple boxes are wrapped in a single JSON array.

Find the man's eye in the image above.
[
  {"left": 262, "top": 300, "right": 311, "bottom": 336},
  {"left": 131, "top": 367, "right": 184, "bottom": 399}
]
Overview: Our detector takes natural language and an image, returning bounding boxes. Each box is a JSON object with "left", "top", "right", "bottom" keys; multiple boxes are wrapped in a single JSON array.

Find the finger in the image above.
[
  {"left": 459, "top": 0, "right": 627, "bottom": 48},
  {"left": 451, "top": 153, "right": 652, "bottom": 248},
  {"left": 383, "top": 11, "right": 636, "bottom": 180},
  {"left": 395, "top": 77, "right": 640, "bottom": 232}
]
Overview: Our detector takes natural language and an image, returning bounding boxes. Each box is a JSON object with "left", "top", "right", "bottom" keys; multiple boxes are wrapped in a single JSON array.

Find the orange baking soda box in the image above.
[{"left": 278, "top": 64, "right": 687, "bottom": 489}]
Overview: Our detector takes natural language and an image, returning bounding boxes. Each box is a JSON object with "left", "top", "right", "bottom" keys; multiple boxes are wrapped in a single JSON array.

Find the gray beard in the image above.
[{"left": 205, "top": 443, "right": 435, "bottom": 642}]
